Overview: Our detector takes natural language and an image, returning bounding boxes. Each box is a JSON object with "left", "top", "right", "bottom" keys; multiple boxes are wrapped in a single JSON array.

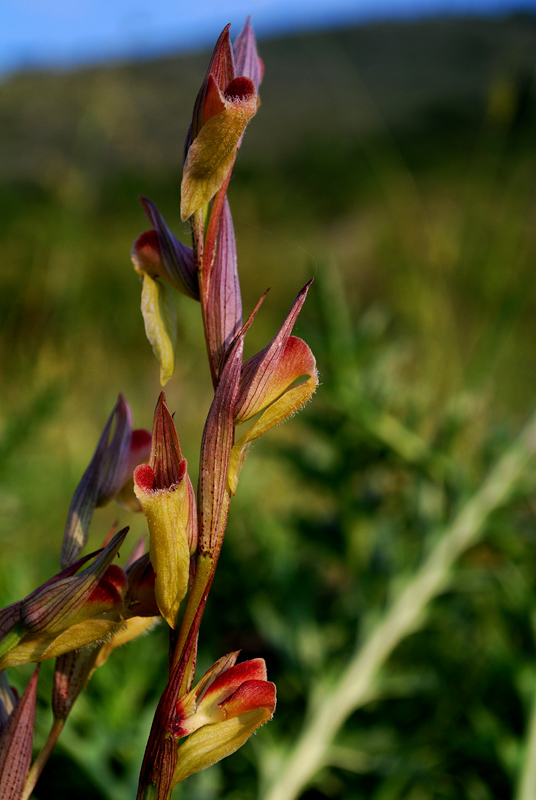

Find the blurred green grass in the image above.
[{"left": 2, "top": 13, "right": 536, "bottom": 800}]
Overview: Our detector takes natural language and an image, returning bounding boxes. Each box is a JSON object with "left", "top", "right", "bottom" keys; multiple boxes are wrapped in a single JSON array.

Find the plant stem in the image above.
[
  {"left": 171, "top": 491, "right": 231, "bottom": 684},
  {"left": 262, "top": 410, "right": 536, "bottom": 800},
  {"left": 21, "top": 718, "right": 64, "bottom": 800}
]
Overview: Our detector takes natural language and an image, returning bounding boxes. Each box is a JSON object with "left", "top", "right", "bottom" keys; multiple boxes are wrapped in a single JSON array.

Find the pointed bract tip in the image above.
[
  {"left": 150, "top": 394, "right": 185, "bottom": 489},
  {"left": 0, "top": 665, "right": 40, "bottom": 800}
]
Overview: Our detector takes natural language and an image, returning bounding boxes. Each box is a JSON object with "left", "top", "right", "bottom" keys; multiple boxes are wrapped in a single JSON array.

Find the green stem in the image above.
[
  {"left": 171, "top": 489, "right": 232, "bottom": 684},
  {"left": 21, "top": 718, "right": 64, "bottom": 800},
  {"left": 172, "top": 553, "right": 214, "bottom": 671},
  {"left": 261, "top": 409, "right": 536, "bottom": 800}
]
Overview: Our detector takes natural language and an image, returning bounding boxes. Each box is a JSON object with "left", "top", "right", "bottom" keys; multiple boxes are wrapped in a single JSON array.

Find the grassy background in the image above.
[{"left": 1, "top": 13, "right": 536, "bottom": 800}]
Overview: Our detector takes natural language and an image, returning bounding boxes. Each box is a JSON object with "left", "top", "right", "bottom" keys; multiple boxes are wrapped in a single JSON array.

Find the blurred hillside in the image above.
[{"left": 1, "top": 15, "right": 535, "bottom": 181}]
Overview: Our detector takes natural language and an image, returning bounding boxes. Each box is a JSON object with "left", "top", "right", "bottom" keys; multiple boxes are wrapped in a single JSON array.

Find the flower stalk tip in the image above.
[{"left": 180, "top": 20, "right": 262, "bottom": 222}]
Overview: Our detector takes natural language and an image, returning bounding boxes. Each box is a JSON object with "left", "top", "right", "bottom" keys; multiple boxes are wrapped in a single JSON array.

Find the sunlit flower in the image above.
[
  {"left": 171, "top": 652, "right": 276, "bottom": 785},
  {"left": 228, "top": 281, "right": 318, "bottom": 492},
  {"left": 181, "top": 20, "right": 263, "bottom": 221},
  {"left": 0, "top": 529, "right": 128, "bottom": 670},
  {"left": 134, "top": 394, "right": 197, "bottom": 628}
]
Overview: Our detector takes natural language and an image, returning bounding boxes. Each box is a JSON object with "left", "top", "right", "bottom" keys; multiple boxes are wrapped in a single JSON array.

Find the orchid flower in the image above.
[
  {"left": 171, "top": 652, "right": 276, "bottom": 785},
  {"left": 52, "top": 549, "right": 161, "bottom": 723},
  {"left": 0, "top": 529, "right": 128, "bottom": 670},
  {"left": 131, "top": 197, "right": 199, "bottom": 386},
  {"left": 229, "top": 281, "right": 318, "bottom": 492},
  {"left": 136, "top": 651, "right": 275, "bottom": 798},
  {"left": 181, "top": 20, "right": 263, "bottom": 222},
  {"left": 134, "top": 393, "right": 197, "bottom": 628}
]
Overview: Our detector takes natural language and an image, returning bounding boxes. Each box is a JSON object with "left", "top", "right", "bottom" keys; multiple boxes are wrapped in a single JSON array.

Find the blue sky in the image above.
[{"left": 2, "top": 0, "right": 535, "bottom": 75}]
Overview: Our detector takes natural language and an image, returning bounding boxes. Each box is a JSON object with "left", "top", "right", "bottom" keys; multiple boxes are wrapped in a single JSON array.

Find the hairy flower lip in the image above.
[
  {"left": 133, "top": 463, "right": 157, "bottom": 494},
  {"left": 222, "top": 76, "right": 256, "bottom": 103}
]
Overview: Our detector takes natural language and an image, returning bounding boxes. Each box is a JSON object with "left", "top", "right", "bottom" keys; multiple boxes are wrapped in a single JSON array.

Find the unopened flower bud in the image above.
[{"left": 62, "top": 395, "right": 150, "bottom": 567}]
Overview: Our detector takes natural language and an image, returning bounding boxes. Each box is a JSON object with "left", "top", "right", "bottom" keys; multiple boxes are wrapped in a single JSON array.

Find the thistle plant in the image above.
[{"left": 0, "top": 19, "right": 317, "bottom": 800}]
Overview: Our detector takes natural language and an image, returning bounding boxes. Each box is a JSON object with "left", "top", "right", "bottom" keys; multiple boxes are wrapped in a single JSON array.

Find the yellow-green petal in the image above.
[
  {"left": 0, "top": 618, "right": 125, "bottom": 670},
  {"left": 134, "top": 482, "right": 190, "bottom": 629},
  {"left": 172, "top": 708, "right": 272, "bottom": 786},
  {"left": 180, "top": 99, "right": 256, "bottom": 221},
  {"left": 140, "top": 273, "right": 177, "bottom": 386},
  {"left": 228, "top": 374, "right": 317, "bottom": 494}
]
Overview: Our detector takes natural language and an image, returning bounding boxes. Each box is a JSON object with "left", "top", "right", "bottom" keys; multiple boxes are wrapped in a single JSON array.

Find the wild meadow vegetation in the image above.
[{"left": 1, "top": 14, "right": 536, "bottom": 800}]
